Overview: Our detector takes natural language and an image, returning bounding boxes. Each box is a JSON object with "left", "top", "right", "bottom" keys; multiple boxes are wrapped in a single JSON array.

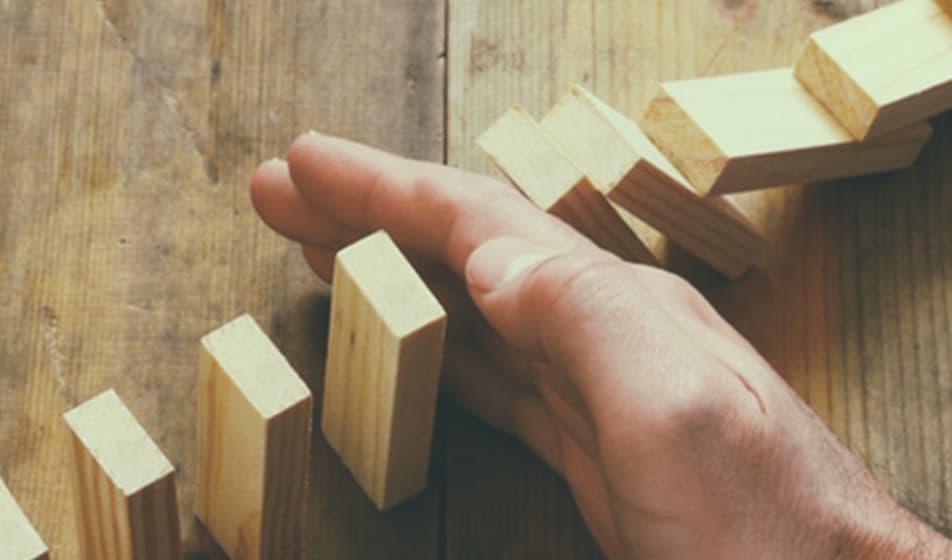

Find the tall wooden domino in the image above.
[
  {"left": 543, "top": 86, "right": 767, "bottom": 279},
  {"left": 640, "top": 68, "right": 933, "bottom": 195},
  {"left": 795, "top": 0, "right": 952, "bottom": 140},
  {"left": 323, "top": 231, "right": 447, "bottom": 511},
  {"left": 0, "top": 476, "right": 48, "bottom": 559},
  {"left": 64, "top": 389, "right": 181, "bottom": 560},
  {"left": 196, "top": 313, "right": 313, "bottom": 559},
  {"left": 478, "top": 105, "right": 660, "bottom": 265}
]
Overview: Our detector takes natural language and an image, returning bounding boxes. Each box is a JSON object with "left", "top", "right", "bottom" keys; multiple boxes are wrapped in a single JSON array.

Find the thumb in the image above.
[{"left": 464, "top": 236, "right": 684, "bottom": 405}]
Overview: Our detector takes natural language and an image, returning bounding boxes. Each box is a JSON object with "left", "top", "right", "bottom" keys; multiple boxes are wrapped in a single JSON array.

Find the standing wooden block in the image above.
[
  {"left": 0, "top": 476, "right": 48, "bottom": 559},
  {"left": 323, "top": 231, "right": 447, "bottom": 511},
  {"left": 477, "top": 105, "right": 660, "bottom": 265},
  {"left": 542, "top": 86, "right": 766, "bottom": 279},
  {"left": 196, "top": 314, "right": 313, "bottom": 560},
  {"left": 640, "top": 68, "right": 933, "bottom": 195},
  {"left": 795, "top": 0, "right": 952, "bottom": 140},
  {"left": 63, "top": 390, "right": 181, "bottom": 560}
]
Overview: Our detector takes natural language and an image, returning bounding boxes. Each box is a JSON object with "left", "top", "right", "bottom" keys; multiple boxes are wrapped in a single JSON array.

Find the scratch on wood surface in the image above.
[
  {"left": 90, "top": 0, "right": 218, "bottom": 184},
  {"left": 205, "top": 0, "right": 226, "bottom": 184},
  {"left": 126, "top": 303, "right": 166, "bottom": 317},
  {"left": 39, "top": 305, "right": 73, "bottom": 406},
  {"left": 701, "top": 24, "right": 746, "bottom": 76}
]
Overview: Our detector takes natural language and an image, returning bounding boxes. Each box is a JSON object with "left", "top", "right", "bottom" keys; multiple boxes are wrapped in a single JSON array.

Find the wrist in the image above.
[{"left": 835, "top": 502, "right": 951, "bottom": 559}]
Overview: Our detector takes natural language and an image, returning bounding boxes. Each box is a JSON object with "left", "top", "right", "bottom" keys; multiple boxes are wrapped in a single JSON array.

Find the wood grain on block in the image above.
[
  {"left": 63, "top": 389, "right": 181, "bottom": 560},
  {"left": 640, "top": 68, "right": 933, "bottom": 195},
  {"left": 323, "top": 231, "right": 447, "bottom": 511},
  {"left": 542, "top": 86, "right": 767, "bottom": 279},
  {"left": 477, "top": 105, "right": 659, "bottom": 265},
  {"left": 0, "top": 477, "right": 48, "bottom": 560},
  {"left": 197, "top": 314, "right": 313, "bottom": 560},
  {"left": 794, "top": 0, "right": 952, "bottom": 140}
]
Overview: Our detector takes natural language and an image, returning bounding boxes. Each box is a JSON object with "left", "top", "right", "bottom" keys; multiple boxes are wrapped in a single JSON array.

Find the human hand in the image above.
[{"left": 250, "top": 132, "right": 951, "bottom": 559}]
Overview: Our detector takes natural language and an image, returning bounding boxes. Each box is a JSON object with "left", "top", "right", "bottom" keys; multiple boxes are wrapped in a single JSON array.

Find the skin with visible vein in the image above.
[{"left": 250, "top": 131, "right": 952, "bottom": 560}]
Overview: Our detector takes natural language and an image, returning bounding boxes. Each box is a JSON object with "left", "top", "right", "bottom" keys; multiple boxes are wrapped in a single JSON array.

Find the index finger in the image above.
[{"left": 286, "top": 131, "right": 594, "bottom": 274}]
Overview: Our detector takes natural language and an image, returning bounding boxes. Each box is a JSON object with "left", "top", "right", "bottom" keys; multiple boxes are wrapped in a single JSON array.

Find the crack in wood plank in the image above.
[{"left": 90, "top": 0, "right": 217, "bottom": 184}]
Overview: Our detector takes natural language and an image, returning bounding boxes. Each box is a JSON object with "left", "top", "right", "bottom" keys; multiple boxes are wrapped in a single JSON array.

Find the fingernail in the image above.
[
  {"left": 269, "top": 157, "right": 285, "bottom": 164},
  {"left": 466, "top": 237, "right": 562, "bottom": 293},
  {"left": 306, "top": 129, "right": 321, "bottom": 137}
]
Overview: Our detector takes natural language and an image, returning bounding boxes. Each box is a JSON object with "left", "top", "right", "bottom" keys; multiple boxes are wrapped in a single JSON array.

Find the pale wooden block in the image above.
[
  {"left": 0, "top": 476, "right": 48, "bottom": 560},
  {"left": 640, "top": 68, "right": 933, "bottom": 195},
  {"left": 543, "top": 86, "right": 767, "bottom": 279},
  {"left": 794, "top": 0, "right": 952, "bottom": 140},
  {"left": 323, "top": 231, "right": 446, "bottom": 511},
  {"left": 196, "top": 313, "right": 313, "bottom": 560},
  {"left": 477, "top": 105, "right": 660, "bottom": 265},
  {"left": 63, "top": 389, "right": 181, "bottom": 560}
]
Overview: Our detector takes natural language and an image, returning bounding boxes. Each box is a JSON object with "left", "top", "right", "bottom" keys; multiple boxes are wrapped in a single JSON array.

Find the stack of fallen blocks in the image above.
[
  {"left": 481, "top": 0, "right": 951, "bottom": 278},
  {"left": 1, "top": 1, "right": 950, "bottom": 558}
]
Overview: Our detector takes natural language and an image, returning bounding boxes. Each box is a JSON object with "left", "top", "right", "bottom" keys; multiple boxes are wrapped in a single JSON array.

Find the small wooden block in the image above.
[
  {"left": 323, "top": 231, "right": 447, "bottom": 511},
  {"left": 63, "top": 389, "right": 181, "bottom": 560},
  {"left": 477, "top": 105, "right": 660, "bottom": 265},
  {"left": 0, "top": 476, "right": 48, "bottom": 559},
  {"left": 795, "top": 0, "right": 952, "bottom": 140},
  {"left": 197, "top": 313, "right": 313, "bottom": 560},
  {"left": 542, "top": 86, "right": 766, "bottom": 279},
  {"left": 640, "top": 68, "right": 933, "bottom": 195}
]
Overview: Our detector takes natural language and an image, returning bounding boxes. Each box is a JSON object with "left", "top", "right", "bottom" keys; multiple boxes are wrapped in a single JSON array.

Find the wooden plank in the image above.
[
  {"left": 477, "top": 105, "right": 660, "bottom": 265},
  {"left": 543, "top": 85, "right": 767, "bottom": 278},
  {"left": 322, "top": 231, "right": 447, "bottom": 511},
  {"left": 197, "top": 313, "right": 313, "bottom": 559},
  {"left": 63, "top": 389, "right": 181, "bottom": 560},
  {"left": 640, "top": 68, "right": 933, "bottom": 195},
  {"left": 794, "top": 0, "right": 952, "bottom": 140},
  {"left": 0, "top": 477, "right": 48, "bottom": 560},
  {"left": 0, "top": 0, "right": 446, "bottom": 556}
]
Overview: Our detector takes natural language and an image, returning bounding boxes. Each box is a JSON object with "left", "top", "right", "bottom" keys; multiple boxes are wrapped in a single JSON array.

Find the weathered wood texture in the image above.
[
  {"left": 0, "top": 0, "right": 444, "bottom": 557},
  {"left": 1, "top": 1, "right": 951, "bottom": 559},
  {"left": 448, "top": 0, "right": 951, "bottom": 557}
]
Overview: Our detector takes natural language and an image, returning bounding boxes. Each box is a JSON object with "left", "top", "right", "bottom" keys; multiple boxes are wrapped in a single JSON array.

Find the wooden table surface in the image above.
[{"left": 2, "top": 0, "right": 950, "bottom": 557}]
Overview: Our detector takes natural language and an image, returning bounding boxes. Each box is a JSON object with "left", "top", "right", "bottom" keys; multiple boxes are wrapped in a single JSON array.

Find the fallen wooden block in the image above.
[
  {"left": 795, "top": 0, "right": 952, "bottom": 140},
  {"left": 197, "top": 313, "right": 313, "bottom": 560},
  {"left": 640, "top": 68, "right": 933, "bottom": 195},
  {"left": 478, "top": 105, "right": 660, "bottom": 265},
  {"left": 542, "top": 86, "right": 766, "bottom": 279},
  {"left": 323, "top": 231, "right": 446, "bottom": 511},
  {"left": 63, "top": 389, "right": 181, "bottom": 560},
  {"left": 0, "top": 476, "right": 48, "bottom": 560}
]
